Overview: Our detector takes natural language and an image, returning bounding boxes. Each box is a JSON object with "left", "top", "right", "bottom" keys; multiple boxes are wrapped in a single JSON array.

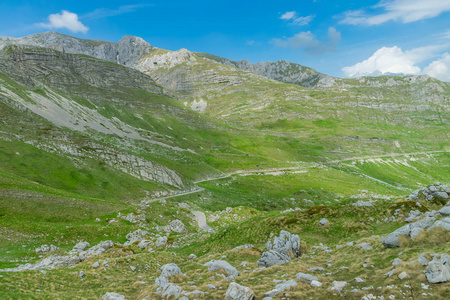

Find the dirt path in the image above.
[{"left": 191, "top": 211, "right": 213, "bottom": 231}]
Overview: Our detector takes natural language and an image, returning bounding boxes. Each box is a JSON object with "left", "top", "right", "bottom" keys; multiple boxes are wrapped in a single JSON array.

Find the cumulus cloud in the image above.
[
  {"left": 280, "top": 11, "right": 314, "bottom": 26},
  {"left": 37, "top": 10, "right": 88, "bottom": 33},
  {"left": 424, "top": 53, "right": 450, "bottom": 81},
  {"left": 272, "top": 27, "right": 340, "bottom": 55},
  {"left": 342, "top": 45, "right": 450, "bottom": 81},
  {"left": 340, "top": 0, "right": 450, "bottom": 25}
]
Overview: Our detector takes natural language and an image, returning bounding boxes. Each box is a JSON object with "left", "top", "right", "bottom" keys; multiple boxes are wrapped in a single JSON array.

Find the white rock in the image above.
[{"left": 225, "top": 282, "right": 255, "bottom": 300}]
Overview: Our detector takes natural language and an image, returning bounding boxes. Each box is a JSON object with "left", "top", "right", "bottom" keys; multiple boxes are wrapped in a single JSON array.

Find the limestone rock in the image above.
[
  {"left": 425, "top": 261, "right": 450, "bottom": 283},
  {"left": 72, "top": 241, "right": 90, "bottom": 252},
  {"left": 156, "top": 236, "right": 168, "bottom": 248},
  {"left": 296, "top": 272, "right": 318, "bottom": 283},
  {"left": 264, "top": 230, "right": 301, "bottom": 258},
  {"left": 125, "top": 229, "right": 149, "bottom": 245},
  {"left": 257, "top": 249, "right": 291, "bottom": 267},
  {"left": 204, "top": 260, "right": 239, "bottom": 276},
  {"left": 429, "top": 217, "right": 450, "bottom": 231},
  {"left": 169, "top": 219, "right": 187, "bottom": 234},
  {"left": 160, "top": 263, "right": 182, "bottom": 278},
  {"left": 225, "top": 282, "right": 255, "bottom": 300},
  {"left": 161, "top": 283, "right": 182, "bottom": 299},
  {"left": 331, "top": 281, "right": 347, "bottom": 293},
  {"left": 101, "top": 292, "right": 126, "bottom": 300},
  {"left": 311, "top": 280, "right": 322, "bottom": 287},
  {"left": 438, "top": 206, "right": 450, "bottom": 216},
  {"left": 319, "top": 218, "right": 329, "bottom": 226},
  {"left": 35, "top": 244, "right": 59, "bottom": 253},
  {"left": 398, "top": 272, "right": 409, "bottom": 280},
  {"left": 137, "top": 240, "right": 153, "bottom": 249}
]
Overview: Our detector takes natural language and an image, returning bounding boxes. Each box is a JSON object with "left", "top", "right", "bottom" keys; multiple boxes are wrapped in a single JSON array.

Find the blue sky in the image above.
[{"left": 1, "top": 0, "right": 450, "bottom": 81}]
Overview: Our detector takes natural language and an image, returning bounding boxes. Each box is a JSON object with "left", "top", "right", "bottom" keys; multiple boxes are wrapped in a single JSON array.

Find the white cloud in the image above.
[
  {"left": 272, "top": 27, "right": 340, "bottom": 55},
  {"left": 281, "top": 11, "right": 296, "bottom": 20},
  {"left": 424, "top": 53, "right": 450, "bottom": 81},
  {"left": 280, "top": 11, "right": 314, "bottom": 26},
  {"left": 342, "top": 45, "right": 450, "bottom": 81},
  {"left": 83, "top": 4, "right": 148, "bottom": 19},
  {"left": 37, "top": 10, "right": 88, "bottom": 33},
  {"left": 340, "top": 0, "right": 450, "bottom": 25}
]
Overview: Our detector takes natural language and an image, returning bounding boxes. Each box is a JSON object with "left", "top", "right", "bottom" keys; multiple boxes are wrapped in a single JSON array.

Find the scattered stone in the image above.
[
  {"left": 160, "top": 263, "right": 182, "bottom": 278},
  {"left": 296, "top": 272, "right": 318, "bottom": 283},
  {"left": 418, "top": 253, "right": 430, "bottom": 266},
  {"left": 35, "top": 244, "right": 59, "bottom": 253},
  {"left": 265, "top": 280, "right": 297, "bottom": 296},
  {"left": 125, "top": 229, "right": 149, "bottom": 246},
  {"left": 161, "top": 283, "right": 182, "bottom": 299},
  {"left": 308, "top": 267, "right": 325, "bottom": 272},
  {"left": 225, "top": 282, "right": 255, "bottom": 300},
  {"left": 439, "top": 206, "right": 450, "bottom": 216},
  {"left": 101, "top": 292, "right": 126, "bottom": 300},
  {"left": 169, "top": 219, "right": 187, "bottom": 234},
  {"left": 352, "top": 200, "right": 373, "bottom": 207},
  {"left": 265, "top": 230, "right": 301, "bottom": 257},
  {"left": 137, "top": 240, "right": 153, "bottom": 249},
  {"left": 358, "top": 243, "right": 373, "bottom": 251},
  {"left": 204, "top": 260, "right": 239, "bottom": 276},
  {"left": 178, "top": 202, "right": 191, "bottom": 210},
  {"left": 79, "top": 271, "right": 84, "bottom": 278},
  {"left": 398, "top": 272, "right": 409, "bottom": 280},
  {"left": 311, "top": 280, "right": 322, "bottom": 287},
  {"left": 232, "top": 244, "right": 254, "bottom": 251},
  {"left": 207, "top": 284, "right": 216, "bottom": 289},
  {"left": 72, "top": 241, "right": 90, "bottom": 252},
  {"left": 331, "top": 281, "right": 347, "bottom": 293},
  {"left": 355, "top": 277, "right": 365, "bottom": 283},
  {"left": 392, "top": 258, "right": 402, "bottom": 266},
  {"left": 319, "top": 218, "right": 329, "bottom": 226},
  {"left": 92, "top": 261, "right": 99, "bottom": 268},
  {"left": 187, "top": 254, "right": 197, "bottom": 260},
  {"left": 425, "top": 261, "right": 450, "bottom": 283},
  {"left": 155, "top": 236, "right": 168, "bottom": 248},
  {"left": 429, "top": 217, "right": 450, "bottom": 231}
]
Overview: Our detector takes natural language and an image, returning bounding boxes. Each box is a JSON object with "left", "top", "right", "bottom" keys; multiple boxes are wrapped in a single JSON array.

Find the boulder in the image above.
[
  {"left": 425, "top": 261, "right": 450, "bottom": 283},
  {"left": 72, "top": 241, "right": 90, "bottom": 252},
  {"left": 357, "top": 243, "right": 373, "bottom": 251},
  {"left": 87, "top": 241, "right": 114, "bottom": 256},
  {"left": 225, "top": 282, "right": 255, "bottom": 300},
  {"left": 125, "top": 229, "right": 149, "bottom": 245},
  {"left": 265, "top": 230, "right": 301, "bottom": 258},
  {"left": 311, "top": 280, "right": 322, "bottom": 287},
  {"left": 398, "top": 272, "right": 409, "bottom": 280},
  {"left": 381, "top": 217, "right": 436, "bottom": 248},
  {"left": 418, "top": 253, "right": 430, "bottom": 266},
  {"left": 392, "top": 258, "right": 402, "bottom": 266},
  {"left": 319, "top": 218, "right": 329, "bottom": 226},
  {"left": 429, "top": 217, "right": 450, "bottom": 231},
  {"left": 169, "top": 219, "right": 187, "bottom": 233},
  {"left": 156, "top": 236, "right": 168, "bottom": 248},
  {"left": 257, "top": 249, "right": 291, "bottom": 267},
  {"left": 438, "top": 206, "right": 450, "bottom": 216},
  {"left": 101, "top": 292, "right": 126, "bottom": 300},
  {"left": 331, "top": 281, "right": 347, "bottom": 293},
  {"left": 204, "top": 260, "right": 239, "bottom": 276},
  {"left": 160, "top": 263, "right": 182, "bottom": 278},
  {"left": 161, "top": 283, "right": 182, "bottom": 299},
  {"left": 137, "top": 240, "right": 153, "bottom": 249},
  {"left": 296, "top": 272, "right": 318, "bottom": 283}
]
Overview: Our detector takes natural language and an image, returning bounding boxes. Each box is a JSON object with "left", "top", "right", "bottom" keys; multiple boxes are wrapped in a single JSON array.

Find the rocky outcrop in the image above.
[
  {"left": 425, "top": 261, "right": 450, "bottom": 283},
  {"left": 381, "top": 217, "right": 436, "bottom": 247},
  {"left": 257, "top": 230, "right": 301, "bottom": 267},
  {"left": 101, "top": 292, "right": 126, "bottom": 300},
  {"left": 155, "top": 263, "right": 183, "bottom": 298},
  {"left": 124, "top": 229, "right": 150, "bottom": 246},
  {"left": 35, "top": 244, "right": 59, "bottom": 253},
  {"left": 407, "top": 183, "right": 449, "bottom": 202},
  {"left": 1, "top": 240, "right": 114, "bottom": 272}
]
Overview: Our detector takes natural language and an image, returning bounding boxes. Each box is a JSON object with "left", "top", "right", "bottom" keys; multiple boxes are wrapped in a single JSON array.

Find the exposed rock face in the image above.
[
  {"left": 204, "top": 260, "right": 240, "bottom": 276},
  {"left": 194, "top": 53, "right": 336, "bottom": 89},
  {"left": 225, "top": 282, "right": 255, "bottom": 300},
  {"left": 138, "top": 48, "right": 196, "bottom": 72},
  {"left": 0, "top": 32, "right": 153, "bottom": 68},
  {"left": 425, "top": 261, "right": 450, "bottom": 283}
]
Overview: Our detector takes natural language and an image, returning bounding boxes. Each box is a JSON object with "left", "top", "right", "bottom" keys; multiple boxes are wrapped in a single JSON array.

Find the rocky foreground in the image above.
[{"left": 1, "top": 183, "right": 449, "bottom": 299}]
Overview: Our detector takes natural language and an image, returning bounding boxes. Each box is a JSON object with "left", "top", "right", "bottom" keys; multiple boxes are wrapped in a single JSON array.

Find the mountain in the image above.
[
  {"left": 0, "top": 32, "right": 449, "bottom": 299},
  {"left": 195, "top": 52, "right": 337, "bottom": 88}
]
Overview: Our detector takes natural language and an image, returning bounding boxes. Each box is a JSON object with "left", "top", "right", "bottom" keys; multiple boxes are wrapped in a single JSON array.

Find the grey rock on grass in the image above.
[
  {"left": 296, "top": 272, "right": 318, "bottom": 283},
  {"left": 225, "top": 282, "right": 255, "bottom": 300},
  {"left": 204, "top": 260, "right": 239, "bottom": 276},
  {"left": 425, "top": 261, "right": 450, "bottom": 283},
  {"left": 156, "top": 236, "right": 168, "bottom": 248},
  {"left": 101, "top": 292, "right": 126, "bottom": 300},
  {"left": 257, "top": 249, "right": 291, "bottom": 267},
  {"left": 331, "top": 281, "right": 347, "bottom": 293}
]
